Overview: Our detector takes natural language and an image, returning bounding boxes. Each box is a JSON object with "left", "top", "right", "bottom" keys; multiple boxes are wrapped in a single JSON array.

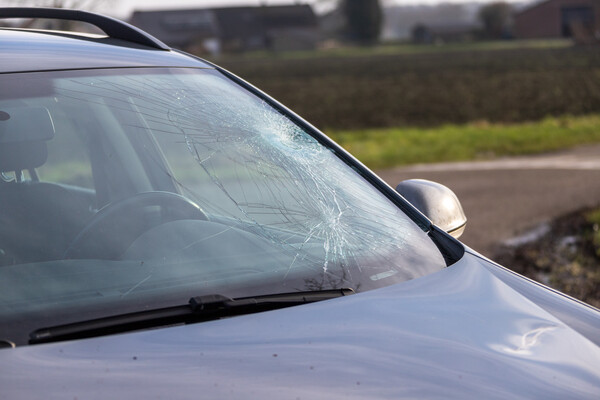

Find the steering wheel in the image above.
[{"left": 63, "top": 191, "right": 208, "bottom": 260}]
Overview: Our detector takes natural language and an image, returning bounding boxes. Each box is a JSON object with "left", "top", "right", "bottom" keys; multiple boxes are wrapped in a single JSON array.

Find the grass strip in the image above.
[{"left": 327, "top": 114, "right": 600, "bottom": 169}]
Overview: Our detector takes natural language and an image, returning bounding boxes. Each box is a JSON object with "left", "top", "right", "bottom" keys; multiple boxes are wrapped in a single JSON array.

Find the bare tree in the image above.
[
  {"left": 342, "top": 0, "right": 382, "bottom": 44},
  {"left": 478, "top": 2, "right": 513, "bottom": 39},
  {"left": 317, "top": 0, "right": 384, "bottom": 44}
]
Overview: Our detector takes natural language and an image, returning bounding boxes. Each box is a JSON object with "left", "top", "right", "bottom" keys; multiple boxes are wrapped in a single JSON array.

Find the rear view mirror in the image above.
[{"left": 396, "top": 179, "right": 467, "bottom": 239}]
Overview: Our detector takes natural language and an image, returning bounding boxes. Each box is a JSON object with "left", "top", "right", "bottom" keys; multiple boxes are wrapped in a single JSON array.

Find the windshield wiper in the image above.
[{"left": 29, "top": 288, "right": 355, "bottom": 345}]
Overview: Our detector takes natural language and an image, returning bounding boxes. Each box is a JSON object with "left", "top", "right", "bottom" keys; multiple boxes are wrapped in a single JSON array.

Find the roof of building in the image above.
[
  {"left": 130, "top": 5, "right": 317, "bottom": 48},
  {"left": 515, "top": 0, "right": 599, "bottom": 16}
]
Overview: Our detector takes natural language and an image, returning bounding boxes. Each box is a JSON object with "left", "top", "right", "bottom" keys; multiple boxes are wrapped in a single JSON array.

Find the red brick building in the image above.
[{"left": 514, "top": 0, "right": 600, "bottom": 41}]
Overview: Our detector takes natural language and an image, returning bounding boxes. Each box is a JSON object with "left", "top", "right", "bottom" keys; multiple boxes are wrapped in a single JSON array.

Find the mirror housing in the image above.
[{"left": 395, "top": 179, "right": 467, "bottom": 239}]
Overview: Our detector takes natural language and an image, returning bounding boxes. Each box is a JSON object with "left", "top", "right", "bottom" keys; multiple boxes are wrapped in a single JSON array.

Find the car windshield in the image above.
[{"left": 0, "top": 67, "right": 446, "bottom": 345}]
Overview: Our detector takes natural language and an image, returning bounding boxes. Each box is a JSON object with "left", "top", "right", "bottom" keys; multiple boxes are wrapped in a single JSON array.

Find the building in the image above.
[
  {"left": 130, "top": 5, "right": 318, "bottom": 54},
  {"left": 514, "top": 0, "right": 600, "bottom": 42},
  {"left": 382, "top": 4, "right": 480, "bottom": 41}
]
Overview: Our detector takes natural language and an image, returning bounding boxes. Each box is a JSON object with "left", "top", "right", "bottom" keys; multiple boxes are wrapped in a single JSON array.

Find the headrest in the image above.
[{"left": 0, "top": 107, "right": 55, "bottom": 172}]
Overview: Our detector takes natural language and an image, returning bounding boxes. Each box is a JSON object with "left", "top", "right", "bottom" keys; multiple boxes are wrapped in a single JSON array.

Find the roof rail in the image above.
[{"left": 0, "top": 7, "right": 169, "bottom": 50}]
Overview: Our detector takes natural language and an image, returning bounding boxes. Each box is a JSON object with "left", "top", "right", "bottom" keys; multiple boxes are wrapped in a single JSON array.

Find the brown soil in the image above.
[{"left": 493, "top": 207, "right": 600, "bottom": 308}]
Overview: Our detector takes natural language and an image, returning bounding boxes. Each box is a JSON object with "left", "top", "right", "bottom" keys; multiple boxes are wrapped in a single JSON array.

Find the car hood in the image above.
[{"left": 1, "top": 252, "right": 599, "bottom": 399}]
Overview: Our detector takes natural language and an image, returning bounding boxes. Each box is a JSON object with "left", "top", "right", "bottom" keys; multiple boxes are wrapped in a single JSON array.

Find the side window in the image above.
[{"left": 36, "top": 103, "right": 94, "bottom": 189}]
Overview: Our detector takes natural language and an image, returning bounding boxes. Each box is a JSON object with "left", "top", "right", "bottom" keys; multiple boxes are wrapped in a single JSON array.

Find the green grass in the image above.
[
  {"left": 327, "top": 114, "right": 600, "bottom": 169},
  {"left": 37, "top": 161, "right": 94, "bottom": 188}
]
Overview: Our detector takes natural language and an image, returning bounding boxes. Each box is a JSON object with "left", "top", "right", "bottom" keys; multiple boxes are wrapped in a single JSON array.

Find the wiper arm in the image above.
[{"left": 29, "top": 288, "right": 355, "bottom": 345}]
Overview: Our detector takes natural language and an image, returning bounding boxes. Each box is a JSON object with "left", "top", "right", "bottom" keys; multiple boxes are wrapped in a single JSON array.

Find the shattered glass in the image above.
[{"left": 90, "top": 69, "right": 444, "bottom": 287}]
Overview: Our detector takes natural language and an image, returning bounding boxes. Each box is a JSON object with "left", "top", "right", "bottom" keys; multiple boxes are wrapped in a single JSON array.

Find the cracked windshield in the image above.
[{"left": 0, "top": 68, "right": 445, "bottom": 335}]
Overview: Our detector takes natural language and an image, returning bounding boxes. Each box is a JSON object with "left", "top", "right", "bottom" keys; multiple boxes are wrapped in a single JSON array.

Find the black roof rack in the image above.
[{"left": 0, "top": 7, "right": 169, "bottom": 50}]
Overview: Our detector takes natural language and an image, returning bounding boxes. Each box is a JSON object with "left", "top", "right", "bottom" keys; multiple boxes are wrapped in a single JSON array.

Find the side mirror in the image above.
[{"left": 395, "top": 179, "right": 467, "bottom": 239}]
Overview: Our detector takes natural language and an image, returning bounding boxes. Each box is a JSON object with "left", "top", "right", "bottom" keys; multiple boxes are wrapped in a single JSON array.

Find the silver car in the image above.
[{"left": 0, "top": 8, "right": 599, "bottom": 399}]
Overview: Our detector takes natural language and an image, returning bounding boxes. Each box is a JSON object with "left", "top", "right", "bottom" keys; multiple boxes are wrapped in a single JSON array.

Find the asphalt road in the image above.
[{"left": 376, "top": 144, "right": 600, "bottom": 258}]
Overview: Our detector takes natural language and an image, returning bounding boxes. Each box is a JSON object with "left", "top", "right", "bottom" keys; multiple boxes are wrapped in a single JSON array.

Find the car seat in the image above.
[{"left": 0, "top": 107, "right": 92, "bottom": 264}]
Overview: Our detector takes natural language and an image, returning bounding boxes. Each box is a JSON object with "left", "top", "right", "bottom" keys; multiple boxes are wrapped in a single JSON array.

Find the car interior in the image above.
[
  {"left": 0, "top": 101, "right": 206, "bottom": 265},
  {"left": 0, "top": 106, "right": 96, "bottom": 265}
]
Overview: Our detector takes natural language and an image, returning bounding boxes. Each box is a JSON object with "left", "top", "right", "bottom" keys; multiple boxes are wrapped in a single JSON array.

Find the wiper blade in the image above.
[{"left": 29, "top": 288, "right": 355, "bottom": 345}]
